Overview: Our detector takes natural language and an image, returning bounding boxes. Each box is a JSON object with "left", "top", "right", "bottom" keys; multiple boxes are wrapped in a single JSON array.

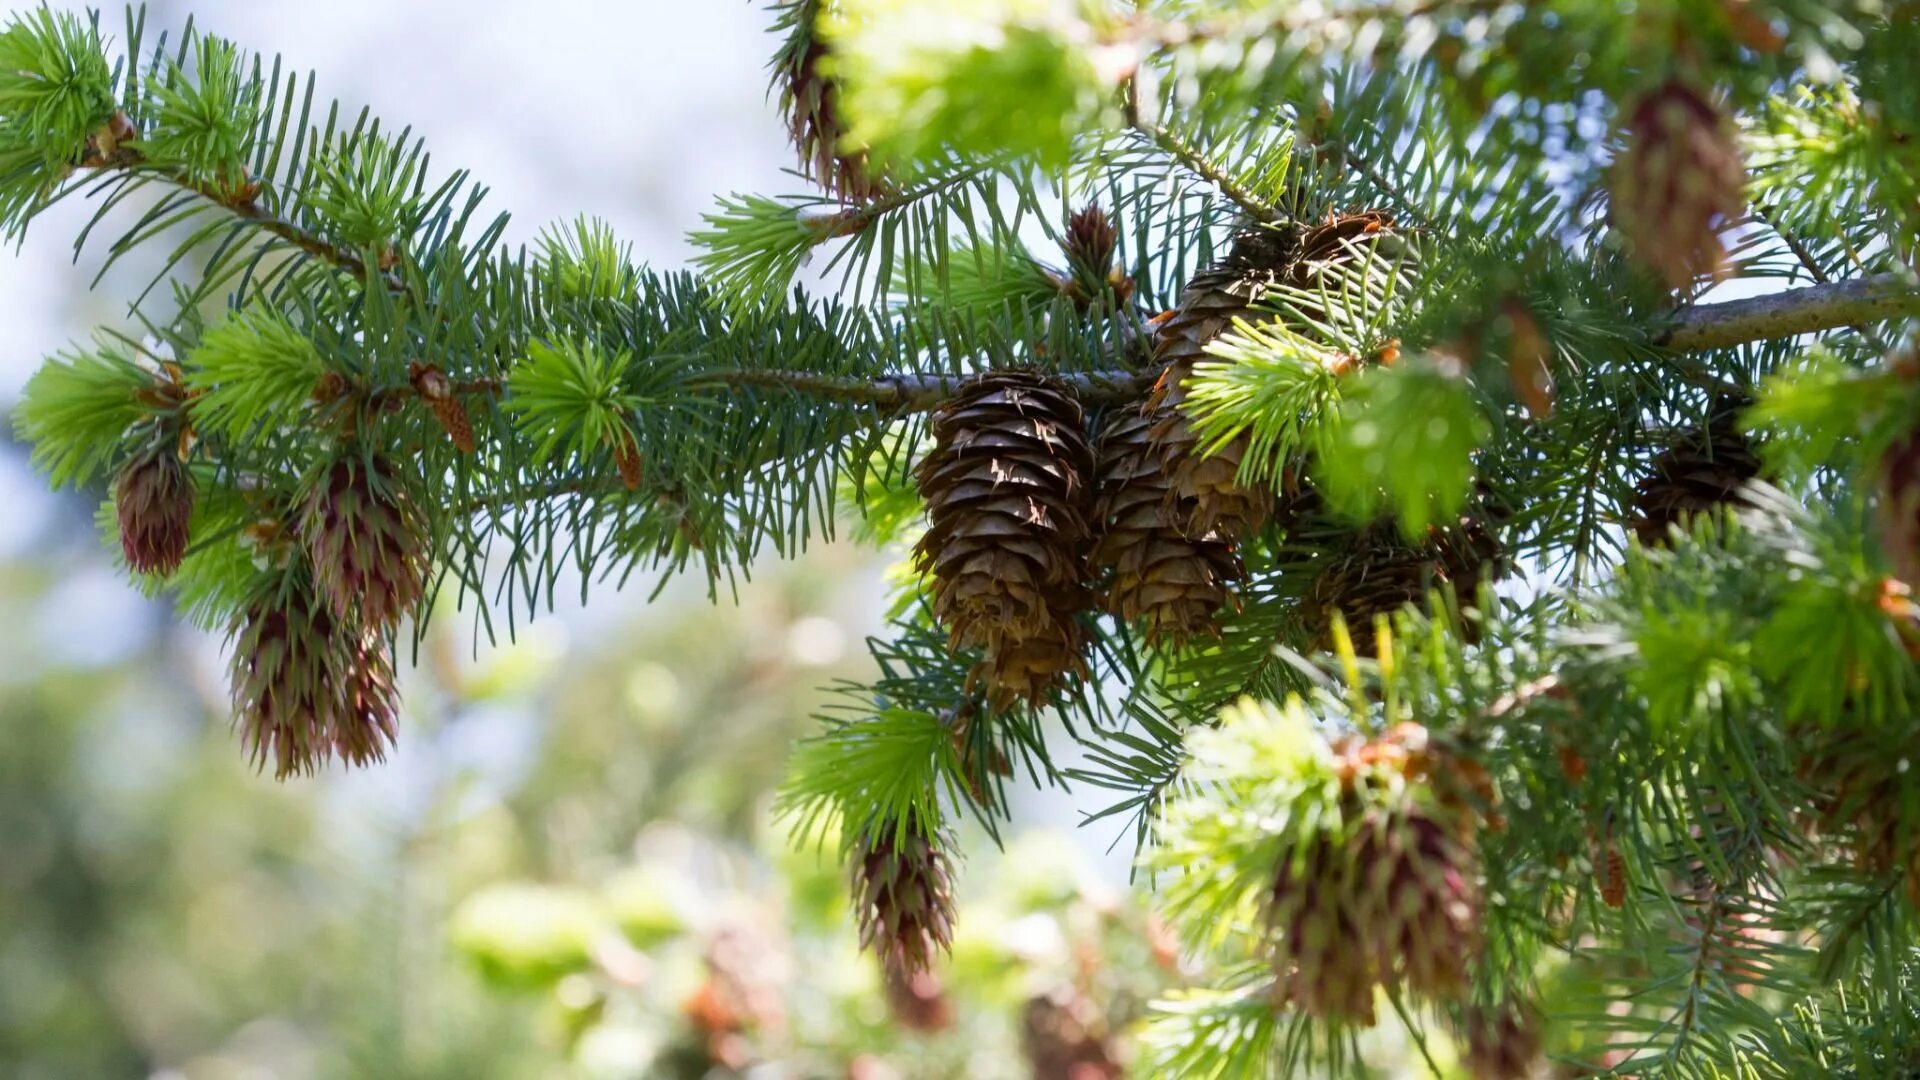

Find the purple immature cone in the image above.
[
  {"left": 1270, "top": 805, "right": 1480, "bottom": 1023},
  {"left": 115, "top": 437, "right": 194, "bottom": 575},
  {"left": 301, "top": 455, "right": 427, "bottom": 631},
  {"left": 1353, "top": 805, "right": 1479, "bottom": 1000},
  {"left": 851, "top": 819, "right": 956, "bottom": 975},
  {"left": 229, "top": 579, "right": 399, "bottom": 778},
  {"left": 1271, "top": 836, "right": 1381, "bottom": 1024}
]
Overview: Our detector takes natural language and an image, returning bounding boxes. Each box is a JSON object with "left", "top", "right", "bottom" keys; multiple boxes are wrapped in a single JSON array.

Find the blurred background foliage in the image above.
[{"left": 0, "top": 536, "right": 1175, "bottom": 1078}]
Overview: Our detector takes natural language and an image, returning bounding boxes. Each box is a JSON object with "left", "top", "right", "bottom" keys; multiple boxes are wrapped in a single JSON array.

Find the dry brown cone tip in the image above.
[
  {"left": 913, "top": 372, "right": 1095, "bottom": 706},
  {"left": 1612, "top": 79, "right": 1747, "bottom": 290},
  {"left": 777, "top": 0, "right": 883, "bottom": 201},
  {"left": 881, "top": 958, "right": 955, "bottom": 1033}
]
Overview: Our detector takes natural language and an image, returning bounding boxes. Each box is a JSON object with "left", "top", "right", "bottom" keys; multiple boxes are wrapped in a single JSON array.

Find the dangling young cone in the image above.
[
  {"left": 1270, "top": 832, "right": 1383, "bottom": 1023},
  {"left": 228, "top": 577, "right": 399, "bottom": 778},
  {"left": 1351, "top": 804, "right": 1479, "bottom": 999},
  {"left": 301, "top": 455, "right": 428, "bottom": 631},
  {"left": 851, "top": 817, "right": 956, "bottom": 974},
  {"left": 1148, "top": 212, "right": 1393, "bottom": 542},
  {"left": 1632, "top": 398, "right": 1763, "bottom": 547},
  {"left": 774, "top": 0, "right": 882, "bottom": 200},
  {"left": 1090, "top": 408, "right": 1242, "bottom": 644},
  {"left": 1270, "top": 728, "right": 1483, "bottom": 1022},
  {"left": 1612, "top": 80, "right": 1746, "bottom": 290},
  {"left": 114, "top": 432, "right": 194, "bottom": 575},
  {"left": 913, "top": 372, "right": 1095, "bottom": 705}
]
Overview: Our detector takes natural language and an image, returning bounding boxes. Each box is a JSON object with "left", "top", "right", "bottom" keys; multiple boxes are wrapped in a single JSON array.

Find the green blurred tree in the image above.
[{"left": 7, "top": 1, "right": 1920, "bottom": 1075}]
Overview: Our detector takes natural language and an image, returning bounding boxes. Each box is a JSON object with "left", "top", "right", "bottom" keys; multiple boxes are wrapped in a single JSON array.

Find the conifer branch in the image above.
[
  {"left": 88, "top": 130, "right": 411, "bottom": 296},
  {"left": 1130, "top": 118, "right": 1286, "bottom": 226},
  {"left": 1661, "top": 273, "right": 1920, "bottom": 352}
]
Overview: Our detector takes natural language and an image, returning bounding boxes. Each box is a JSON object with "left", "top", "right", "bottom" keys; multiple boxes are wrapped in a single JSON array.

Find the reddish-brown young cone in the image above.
[
  {"left": 1459, "top": 999, "right": 1547, "bottom": 1080},
  {"left": 614, "top": 438, "right": 645, "bottom": 491},
  {"left": 777, "top": 2, "right": 883, "bottom": 201},
  {"left": 228, "top": 578, "right": 399, "bottom": 778},
  {"left": 1062, "top": 205, "right": 1120, "bottom": 275},
  {"left": 301, "top": 455, "right": 428, "bottom": 631},
  {"left": 1090, "top": 408, "right": 1243, "bottom": 644},
  {"left": 1270, "top": 833, "right": 1383, "bottom": 1023},
  {"left": 1020, "top": 985, "right": 1125, "bottom": 1080},
  {"left": 851, "top": 818, "right": 957, "bottom": 974},
  {"left": 1271, "top": 727, "right": 1483, "bottom": 1022},
  {"left": 913, "top": 372, "right": 1095, "bottom": 705},
  {"left": 1598, "top": 837, "right": 1629, "bottom": 909},
  {"left": 1632, "top": 399, "right": 1764, "bottom": 547},
  {"left": 114, "top": 434, "right": 194, "bottom": 575},
  {"left": 1612, "top": 80, "right": 1747, "bottom": 290},
  {"left": 1351, "top": 804, "right": 1480, "bottom": 999}
]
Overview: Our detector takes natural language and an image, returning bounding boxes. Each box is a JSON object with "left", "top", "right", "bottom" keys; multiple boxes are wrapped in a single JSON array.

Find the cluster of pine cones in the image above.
[
  {"left": 117, "top": 426, "right": 429, "bottom": 777},
  {"left": 909, "top": 206, "right": 1511, "bottom": 707}
]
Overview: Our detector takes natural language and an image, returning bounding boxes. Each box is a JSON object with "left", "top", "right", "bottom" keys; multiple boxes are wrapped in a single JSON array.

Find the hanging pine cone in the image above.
[
  {"left": 913, "top": 372, "right": 1095, "bottom": 705},
  {"left": 1302, "top": 508, "right": 1507, "bottom": 656},
  {"left": 1270, "top": 728, "right": 1482, "bottom": 1022},
  {"left": 1611, "top": 79, "right": 1746, "bottom": 289},
  {"left": 1270, "top": 829, "right": 1382, "bottom": 1023},
  {"left": 1020, "top": 985, "right": 1125, "bottom": 1080},
  {"left": 774, "top": 0, "right": 882, "bottom": 200},
  {"left": 1090, "top": 408, "right": 1242, "bottom": 644},
  {"left": 851, "top": 817, "right": 956, "bottom": 974},
  {"left": 1632, "top": 398, "right": 1763, "bottom": 547},
  {"left": 114, "top": 428, "right": 194, "bottom": 576},
  {"left": 1458, "top": 999, "right": 1547, "bottom": 1080},
  {"left": 1147, "top": 211, "right": 1392, "bottom": 542},
  {"left": 228, "top": 576, "right": 399, "bottom": 778},
  {"left": 301, "top": 454, "right": 428, "bottom": 631},
  {"left": 1351, "top": 804, "right": 1480, "bottom": 999}
]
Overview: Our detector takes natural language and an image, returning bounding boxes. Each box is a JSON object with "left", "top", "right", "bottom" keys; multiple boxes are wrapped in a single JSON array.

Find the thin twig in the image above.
[{"left": 1134, "top": 119, "right": 1287, "bottom": 225}]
